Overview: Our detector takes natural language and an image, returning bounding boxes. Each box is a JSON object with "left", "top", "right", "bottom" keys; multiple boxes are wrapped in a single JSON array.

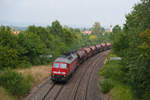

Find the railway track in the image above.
[
  {"left": 72, "top": 51, "right": 107, "bottom": 100},
  {"left": 25, "top": 51, "right": 109, "bottom": 100},
  {"left": 67, "top": 53, "right": 101, "bottom": 100}
]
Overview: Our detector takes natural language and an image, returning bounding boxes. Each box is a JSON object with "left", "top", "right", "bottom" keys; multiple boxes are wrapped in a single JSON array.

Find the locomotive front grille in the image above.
[{"left": 51, "top": 75, "right": 67, "bottom": 81}]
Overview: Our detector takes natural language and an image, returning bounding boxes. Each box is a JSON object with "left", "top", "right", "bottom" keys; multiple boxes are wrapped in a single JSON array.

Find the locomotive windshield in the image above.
[
  {"left": 53, "top": 63, "right": 59, "bottom": 68},
  {"left": 60, "top": 64, "right": 67, "bottom": 69}
]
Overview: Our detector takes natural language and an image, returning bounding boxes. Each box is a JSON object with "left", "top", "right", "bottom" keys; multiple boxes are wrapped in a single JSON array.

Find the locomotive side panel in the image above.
[{"left": 69, "top": 58, "right": 78, "bottom": 74}]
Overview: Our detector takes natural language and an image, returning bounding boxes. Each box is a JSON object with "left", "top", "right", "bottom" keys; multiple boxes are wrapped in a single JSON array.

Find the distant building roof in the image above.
[
  {"left": 83, "top": 30, "right": 91, "bottom": 35},
  {"left": 105, "top": 28, "right": 112, "bottom": 32},
  {"left": 13, "top": 31, "right": 20, "bottom": 35}
]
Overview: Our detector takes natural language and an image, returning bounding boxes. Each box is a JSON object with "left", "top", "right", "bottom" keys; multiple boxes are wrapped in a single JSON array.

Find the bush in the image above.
[
  {"left": 100, "top": 79, "right": 114, "bottom": 94},
  {"left": 0, "top": 69, "right": 32, "bottom": 96},
  {"left": 0, "top": 87, "right": 15, "bottom": 100},
  {"left": 142, "top": 88, "right": 150, "bottom": 100},
  {"left": 100, "top": 60, "right": 125, "bottom": 82}
]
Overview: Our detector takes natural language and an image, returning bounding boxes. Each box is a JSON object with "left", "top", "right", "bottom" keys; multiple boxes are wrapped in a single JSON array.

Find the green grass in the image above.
[
  {"left": 0, "top": 87, "right": 16, "bottom": 100},
  {"left": 110, "top": 82, "right": 134, "bottom": 100},
  {"left": 99, "top": 52, "right": 134, "bottom": 100},
  {"left": 106, "top": 52, "right": 117, "bottom": 58}
]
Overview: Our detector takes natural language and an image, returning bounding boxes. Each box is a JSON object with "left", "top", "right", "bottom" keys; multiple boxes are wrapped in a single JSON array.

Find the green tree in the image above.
[
  {"left": 91, "top": 22, "right": 105, "bottom": 35},
  {"left": 0, "top": 26, "right": 20, "bottom": 69},
  {"left": 50, "top": 20, "right": 63, "bottom": 37},
  {"left": 112, "top": 25, "right": 122, "bottom": 42},
  {"left": 18, "top": 32, "right": 46, "bottom": 65},
  {"left": 112, "top": 0, "right": 150, "bottom": 99},
  {"left": 102, "top": 32, "right": 113, "bottom": 42},
  {"left": 112, "top": 25, "right": 121, "bottom": 33}
]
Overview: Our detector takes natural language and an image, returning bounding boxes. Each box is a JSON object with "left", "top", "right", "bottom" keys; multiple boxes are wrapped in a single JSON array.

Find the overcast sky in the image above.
[{"left": 0, "top": 0, "right": 140, "bottom": 27}]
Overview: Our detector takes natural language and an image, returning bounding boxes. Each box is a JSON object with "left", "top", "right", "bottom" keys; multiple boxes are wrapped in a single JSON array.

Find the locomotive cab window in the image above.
[
  {"left": 60, "top": 64, "right": 67, "bottom": 69},
  {"left": 53, "top": 63, "right": 59, "bottom": 68}
]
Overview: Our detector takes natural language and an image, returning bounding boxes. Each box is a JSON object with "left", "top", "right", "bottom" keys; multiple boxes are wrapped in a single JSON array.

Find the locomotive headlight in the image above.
[
  {"left": 61, "top": 72, "right": 66, "bottom": 74},
  {"left": 53, "top": 71, "right": 58, "bottom": 74}
]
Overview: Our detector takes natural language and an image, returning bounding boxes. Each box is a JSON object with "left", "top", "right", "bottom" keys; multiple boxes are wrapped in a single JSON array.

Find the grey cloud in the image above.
[{"left": 0, "top": 0, "right": 140, "bottom": 27}]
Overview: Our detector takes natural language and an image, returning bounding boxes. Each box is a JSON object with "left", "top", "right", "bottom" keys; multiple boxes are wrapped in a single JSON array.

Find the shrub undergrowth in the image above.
[
  {"left": 99, "top": 52, "right": 134, "bottom": 100},
  {"left": 100, "top": 79, "right": 114, "bottom": 94},
  {"left": 0, "top": 69, "right": 32, "bottom": 96}
]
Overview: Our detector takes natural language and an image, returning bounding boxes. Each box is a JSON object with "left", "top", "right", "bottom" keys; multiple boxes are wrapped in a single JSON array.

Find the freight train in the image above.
[{"left": 50, "top": 43, "right": 111, "bottom": 82}]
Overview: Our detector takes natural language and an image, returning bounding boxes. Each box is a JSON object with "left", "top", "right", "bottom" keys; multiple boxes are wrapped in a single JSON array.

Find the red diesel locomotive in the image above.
[{"left": 50, "top": 43, "right": 111, "bottom": 82}]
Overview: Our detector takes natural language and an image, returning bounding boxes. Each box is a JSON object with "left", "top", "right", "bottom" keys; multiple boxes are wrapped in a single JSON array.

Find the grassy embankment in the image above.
[
  {"left": 0, "top": 87, "right": 15, "bottom": 100},
  {"left": 0, "top": 65, "right": 51, "bottom": 100},
  {"left": 16, "top": 65, "right": 50, "bottom": 86},
  {"left": 99, "top": 52, "right": 134, "bottom": 100}
]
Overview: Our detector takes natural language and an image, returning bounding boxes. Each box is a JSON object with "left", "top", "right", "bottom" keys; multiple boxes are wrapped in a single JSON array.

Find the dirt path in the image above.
[{"left": 25, "top": 50, "right": 109, "bottom": 100}]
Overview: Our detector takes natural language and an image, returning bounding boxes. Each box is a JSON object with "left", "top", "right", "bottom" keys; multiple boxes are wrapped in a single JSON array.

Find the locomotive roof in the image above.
[{"left": 54, "top": 53, "right": 78, "bottom": 64}]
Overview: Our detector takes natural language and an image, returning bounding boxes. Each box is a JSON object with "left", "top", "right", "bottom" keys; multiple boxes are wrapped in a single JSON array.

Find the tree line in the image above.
[
  {"left": 0, "top": 20, "right": 106, "bottom": 69},
  {"left": 111, "top": 0, "right": 150, "bottom": 99}
]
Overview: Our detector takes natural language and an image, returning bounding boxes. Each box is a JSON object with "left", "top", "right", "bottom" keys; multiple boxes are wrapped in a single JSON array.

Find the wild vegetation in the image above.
[
  {"left": 3, "top": 1, "right": 150, "bottom": 100},
  {"left": 0, "top": 69, "right": 32, "bottom": 96},
  {"left": 0, "top": 20, "right": 105, "bottom": 98},
  {"left": 100, "top": 53, "right": 134, "bottom": 100},
  {"left": 100, "top": 0, "right": 150, "bottom": 100},
  {"left": 0, "top": 21, "right": 105, "bottom": 70}
]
